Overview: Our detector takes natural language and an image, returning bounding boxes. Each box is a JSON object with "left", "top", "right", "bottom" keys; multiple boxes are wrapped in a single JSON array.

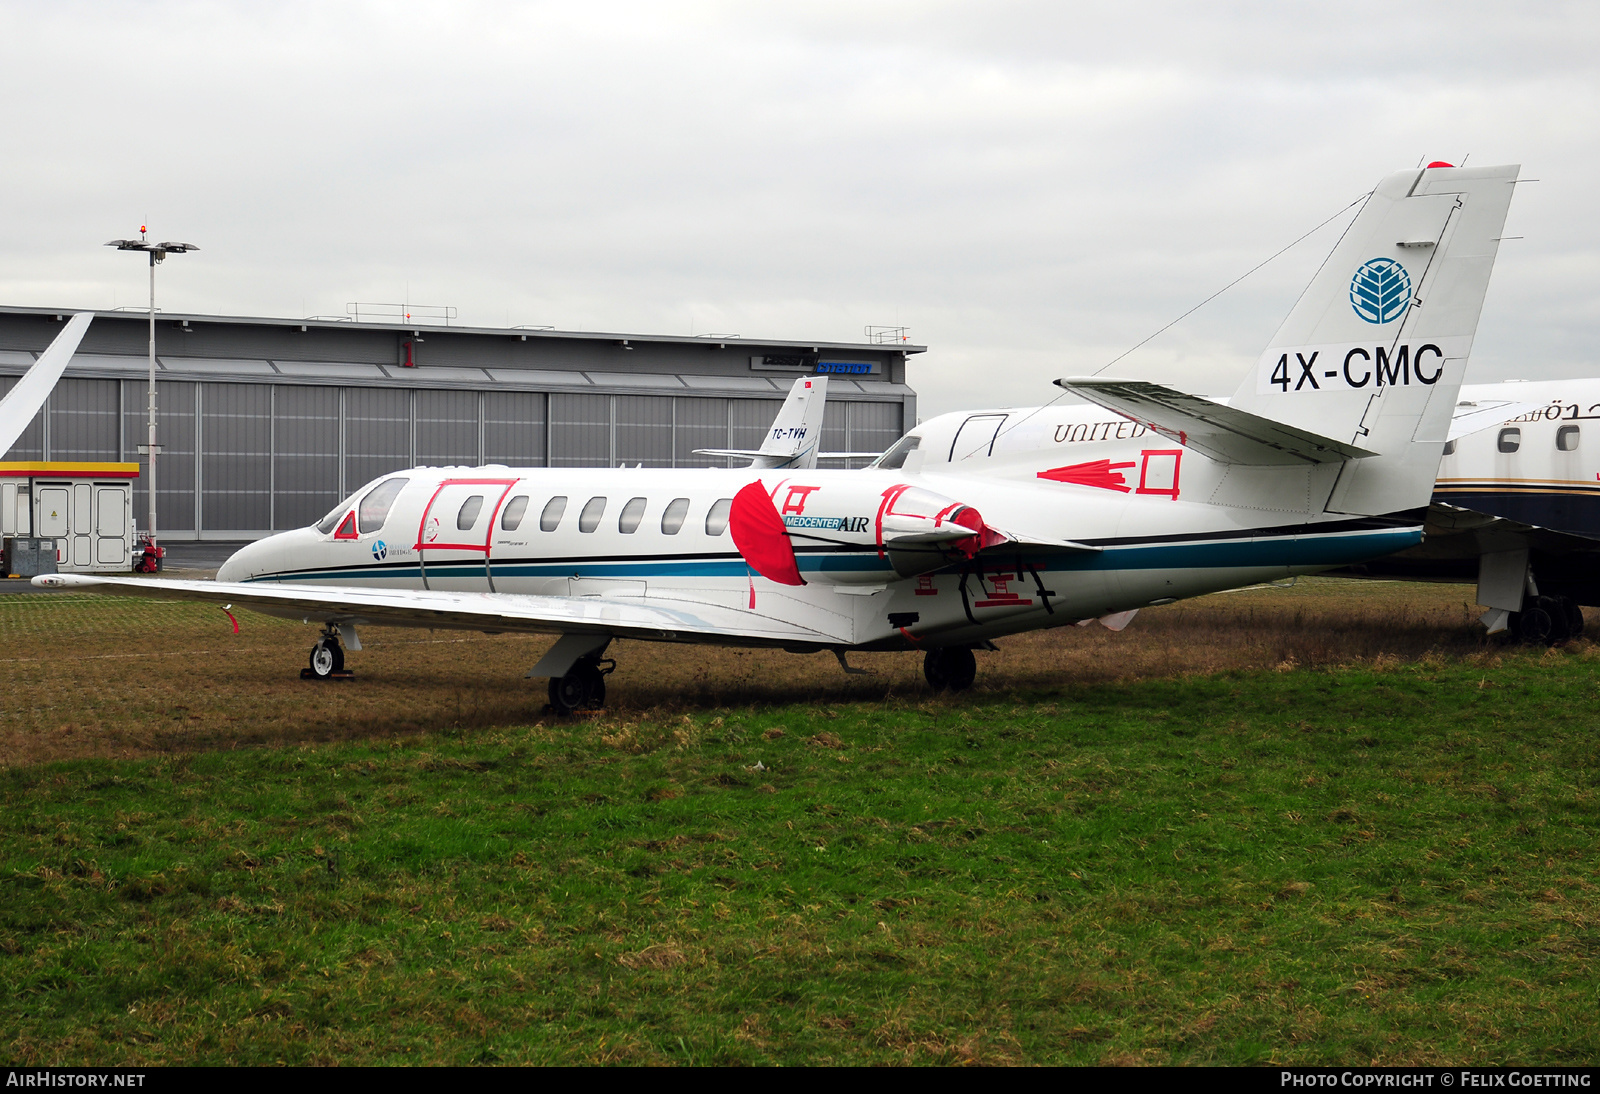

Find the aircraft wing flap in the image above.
[
  {"left": 31, "top": 575, "right": 852, "bottom": 645},
  {"left": 1055, "top": 376, "right": 1379, "bottom": 465}
]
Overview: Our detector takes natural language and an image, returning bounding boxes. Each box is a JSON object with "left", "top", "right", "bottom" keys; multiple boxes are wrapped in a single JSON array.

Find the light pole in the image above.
[{"left": 106, "top": 229, "right": 198, "bottom": 569}]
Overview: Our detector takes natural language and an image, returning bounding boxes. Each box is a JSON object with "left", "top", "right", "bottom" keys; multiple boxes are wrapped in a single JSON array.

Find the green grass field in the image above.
[{"left": 2, "top": 583, "right": 1597, "bottom": 1064}]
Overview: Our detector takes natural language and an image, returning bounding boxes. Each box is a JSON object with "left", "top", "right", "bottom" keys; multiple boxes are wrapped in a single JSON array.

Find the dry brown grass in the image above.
[{"left": 0, "top": 577, "right": 1515, "bottom": 769}]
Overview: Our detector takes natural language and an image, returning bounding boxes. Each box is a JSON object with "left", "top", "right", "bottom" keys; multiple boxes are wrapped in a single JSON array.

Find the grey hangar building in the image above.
[{"left": 0, "top": 306, "right": 922, "bottom": 541}]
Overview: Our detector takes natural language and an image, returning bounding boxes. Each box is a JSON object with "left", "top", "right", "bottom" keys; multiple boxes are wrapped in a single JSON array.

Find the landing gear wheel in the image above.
[
  {"left": 309, "top": 637, "right": 345, "bottom": 678},
  {"left": 924, "top": 646, "right": 977, "bottom": 692},
  {"left": 1511, "top": 597, "right": 1566, "bottom": 646},
  {"left": 1558, "top": 595, "right": 1585, "bottom": 640},
  {"left": 548, "top": 657, "right": 609, "bottom": 713}
]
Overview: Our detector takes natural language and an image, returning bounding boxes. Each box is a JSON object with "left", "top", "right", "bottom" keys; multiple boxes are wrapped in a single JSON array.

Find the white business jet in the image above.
[{"left": 35, "top": 164, "right": 1518, "bottom": 709}]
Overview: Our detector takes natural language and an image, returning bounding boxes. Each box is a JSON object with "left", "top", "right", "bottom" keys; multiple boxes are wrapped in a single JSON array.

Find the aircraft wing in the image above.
[
  {"left": 31, "top": 574, "right": 853, "bottom": 646},
  {"left": 1404, "top": 502, "right": 1600, "bottom": 560},
  {"left": 0, "top": 312, "right": 92, "bottom": 456},
  {"left": 1448, "top": 399, "right": 1540, "bottom": 441},
  {"left": 1055, "top": 376, "right": 1378, "bottom": 465}
]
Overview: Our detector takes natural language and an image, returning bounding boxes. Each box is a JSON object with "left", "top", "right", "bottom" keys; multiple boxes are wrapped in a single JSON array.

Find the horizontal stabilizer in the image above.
[
  {"left": 1055, "top": 376, "right": 1378, "bottom": 466},
  {"left": 694, "top": 449, "right": 882, "bottom": 464}
]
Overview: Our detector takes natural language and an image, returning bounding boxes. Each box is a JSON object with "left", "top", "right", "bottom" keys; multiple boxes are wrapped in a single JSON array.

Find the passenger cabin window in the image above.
[
  {"left": 660, "top": 497, "right": 690, "bottom": 534},
  {"left": 618, "top": 497, "right": 647, "bottom": 534},
  {"left": 1557, "top": 425, "right": 1581, "bottom": 452},
  {"left": 456, "top": 495, "right": 484, "bottom": 530},
  {"left": 1497, "top": 428, "right": 1521, "bottom": 454},
  {"left": 579, "top": 496, "right": 607, "bottom": 533},
  {"left": 500, "top": 495, "right": 529, "bottom": 531},
  {"left": 705, "top": 498, "right": 732, "bottom": 536},
  {"left": 539, "top": 496, "right": 567, "bottom": 531},
  {"left": 1442, "top": 440, "right": 1457, "bottom": 456},
  {"left": 357, "top": 478, "right": 407, "bottom": 534}
]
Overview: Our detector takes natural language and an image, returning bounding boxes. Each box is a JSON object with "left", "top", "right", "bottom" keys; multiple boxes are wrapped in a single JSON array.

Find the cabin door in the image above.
[{"left": 416, "top": 478, "right": 517, "bottom": 592}]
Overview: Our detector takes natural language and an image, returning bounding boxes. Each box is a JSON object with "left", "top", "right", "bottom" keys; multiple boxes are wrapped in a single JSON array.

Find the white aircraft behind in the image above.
[
  {"left": 1342, "top": 377, "right": 1600, "bottom": 643},
  {"left": 36, "top": 164, "right": 1519, "bottom": 709}
]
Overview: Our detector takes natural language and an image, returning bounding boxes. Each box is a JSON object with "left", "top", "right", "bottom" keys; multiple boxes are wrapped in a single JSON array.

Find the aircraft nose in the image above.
[{"left": 217, "top": 533, "right": 287, "bottom": 583}]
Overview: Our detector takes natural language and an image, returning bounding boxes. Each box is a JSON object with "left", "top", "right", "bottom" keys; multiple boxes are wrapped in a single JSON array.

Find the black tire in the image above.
[
  {"left": 1536, "top": 595, "right": 1572, "bottom": 645},
  {"left": 924, "top": 647, "right": 977, "bottom": 692},
  {"left": 548, "top": 672, "right": 587, "bottom": 714},
  {"left": 1511, "top": 602, "right": 1557, "bottom": 646},
  {"left": 308, "top": 639, "right": 342, "bottom": 678},
  {"left": 1559, "top": 596, "right": 1585, "bottom": 640},
  {"left": 573, "top": 661, "right": 606, "bottom": 709}
]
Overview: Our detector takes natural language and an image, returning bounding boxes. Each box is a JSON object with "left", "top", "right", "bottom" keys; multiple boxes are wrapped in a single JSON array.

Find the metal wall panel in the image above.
[
  {"left": 416, "top": 389, "right": 480, "bottom": 466},
  {"left": 821, "top": 401, "right": 848, "bottom": 464},
  {"left": 673, "top": 397, "right": 728, "bottom": 468},
  {"left": 345, "top": 388, "right": 411, "bottom": 492},
  {"left": 847, "top": 401, "right": 902, "bottom": 466},
  {"left": 483, "top": 391, "right": 546, "bottom": 466},
  {"left": 549, "top": 393, "right": 609, "bottom": 467},
  {"left": 49, "top": 378, "right": 119, "bottom": 461},
  {"left": 0, "top": 376, "right": 43, "bottom": 459},
  {"left": 122, "top": 379, "right": 196, "bottom": 532},
  {"left": 274, "top": 385, "right": 340, "bottom": 529},
  {"left": 200, "top": 383, "right": 271, "bottom": 531},
  {"left": 614, "top": 395, "right": 672, "bottom": 467},
  {"left": 729, "top": 398, "right": 784, "bottom": 452}
]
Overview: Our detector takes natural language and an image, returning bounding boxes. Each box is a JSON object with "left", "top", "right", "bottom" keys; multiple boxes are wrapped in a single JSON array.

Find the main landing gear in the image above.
[
  {"left": 1510, "top": 595, "right": 1585, "bottom": 646},
  {"left": 547, "top": 654, "right": 614, "bottom": 714},
  {"left": 303, "top": 627, "right": 352, "bottom": 680},
  {"left": 923, "top": 646, "right": 977, "bottom": 692}
]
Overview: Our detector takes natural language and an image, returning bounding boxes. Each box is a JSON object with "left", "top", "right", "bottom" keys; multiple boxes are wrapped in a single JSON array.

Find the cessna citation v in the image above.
[{"left": 35, "top": 163, "right": 1518, "bottom": 710}]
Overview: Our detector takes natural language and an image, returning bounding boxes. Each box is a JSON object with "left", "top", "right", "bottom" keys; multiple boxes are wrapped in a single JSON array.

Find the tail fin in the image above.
[
  {"left": 1227, "top": 164, "right": 1518, "bottom": 515},
  {"left": 0, "top": 312, "right": 93, "bottom": 457},
  {"left": 694, "top": 375, "right": 829, "bottom": 469}
]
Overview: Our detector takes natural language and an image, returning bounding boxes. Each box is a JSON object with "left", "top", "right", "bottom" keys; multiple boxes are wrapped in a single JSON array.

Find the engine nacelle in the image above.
[{"left": 731, "top": 477, "right": 1000, "bottom": 587}]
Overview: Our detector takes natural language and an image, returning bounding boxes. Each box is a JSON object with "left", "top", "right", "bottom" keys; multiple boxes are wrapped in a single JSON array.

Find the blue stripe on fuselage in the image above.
[{"left": 243, "top": 526, "right": 1421, "bottom": 584}]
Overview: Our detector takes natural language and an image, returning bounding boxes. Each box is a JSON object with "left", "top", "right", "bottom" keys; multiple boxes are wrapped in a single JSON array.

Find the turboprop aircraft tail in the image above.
[
  {"left": 694, "top": 375, "right": 829, "bottom": 469},
  {"left": 1230, "top": 163, "right": 1519, "bottom": 515}
]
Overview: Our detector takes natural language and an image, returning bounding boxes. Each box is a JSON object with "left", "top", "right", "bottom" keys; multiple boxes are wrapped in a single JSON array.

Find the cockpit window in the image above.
[
  {"left": 315, "top": 502, "right": 347, "bottom": 535},
  {"left": 357, "top": 478, "right": 407, "bottom": 534},
  {"left": 871, "top": 435, "right": 920, "bottom": 470}
]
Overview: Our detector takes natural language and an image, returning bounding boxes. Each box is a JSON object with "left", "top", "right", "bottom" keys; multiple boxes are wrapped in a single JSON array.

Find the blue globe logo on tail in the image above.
[{"left": 1349, "top": 258, "right": 1412, "bottom": 324}]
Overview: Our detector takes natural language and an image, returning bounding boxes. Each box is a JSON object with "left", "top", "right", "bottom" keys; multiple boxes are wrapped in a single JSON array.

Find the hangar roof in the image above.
[{"left": 0, "top": 306, "right": 921, "bottom": 402}]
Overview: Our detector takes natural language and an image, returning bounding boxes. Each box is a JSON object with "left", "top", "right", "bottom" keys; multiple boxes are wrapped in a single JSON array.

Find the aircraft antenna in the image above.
[{"left": 954, "top": 191, "right": 1372, "bottom": 462}]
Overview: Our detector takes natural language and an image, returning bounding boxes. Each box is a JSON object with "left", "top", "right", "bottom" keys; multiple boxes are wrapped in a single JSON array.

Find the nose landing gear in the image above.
[
  {"left": 302, "top": 627, "right": 353, "bottom": 680},
  {"left": 923, "top": 646, "right": 977, "bottom": 692},
  {"left": 547, "top": 654, "right": 613, "bottom": 714}
]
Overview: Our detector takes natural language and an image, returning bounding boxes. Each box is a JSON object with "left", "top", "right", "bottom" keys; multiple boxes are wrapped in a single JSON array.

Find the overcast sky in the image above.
[{"left": 3, "top": 1, "right": 1597, "bottom": 418}]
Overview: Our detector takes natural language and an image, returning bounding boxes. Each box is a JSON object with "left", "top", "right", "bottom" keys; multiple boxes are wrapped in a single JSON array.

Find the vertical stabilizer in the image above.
[
  {"left": 0, "top": 312, "right": 93, "bottom": 457},
  {"left": 1228, "top": 164, "right": 1518, "bottom": 515},
  {"left": 751, "top": 375, "right": 828, "bottom": 469}
]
